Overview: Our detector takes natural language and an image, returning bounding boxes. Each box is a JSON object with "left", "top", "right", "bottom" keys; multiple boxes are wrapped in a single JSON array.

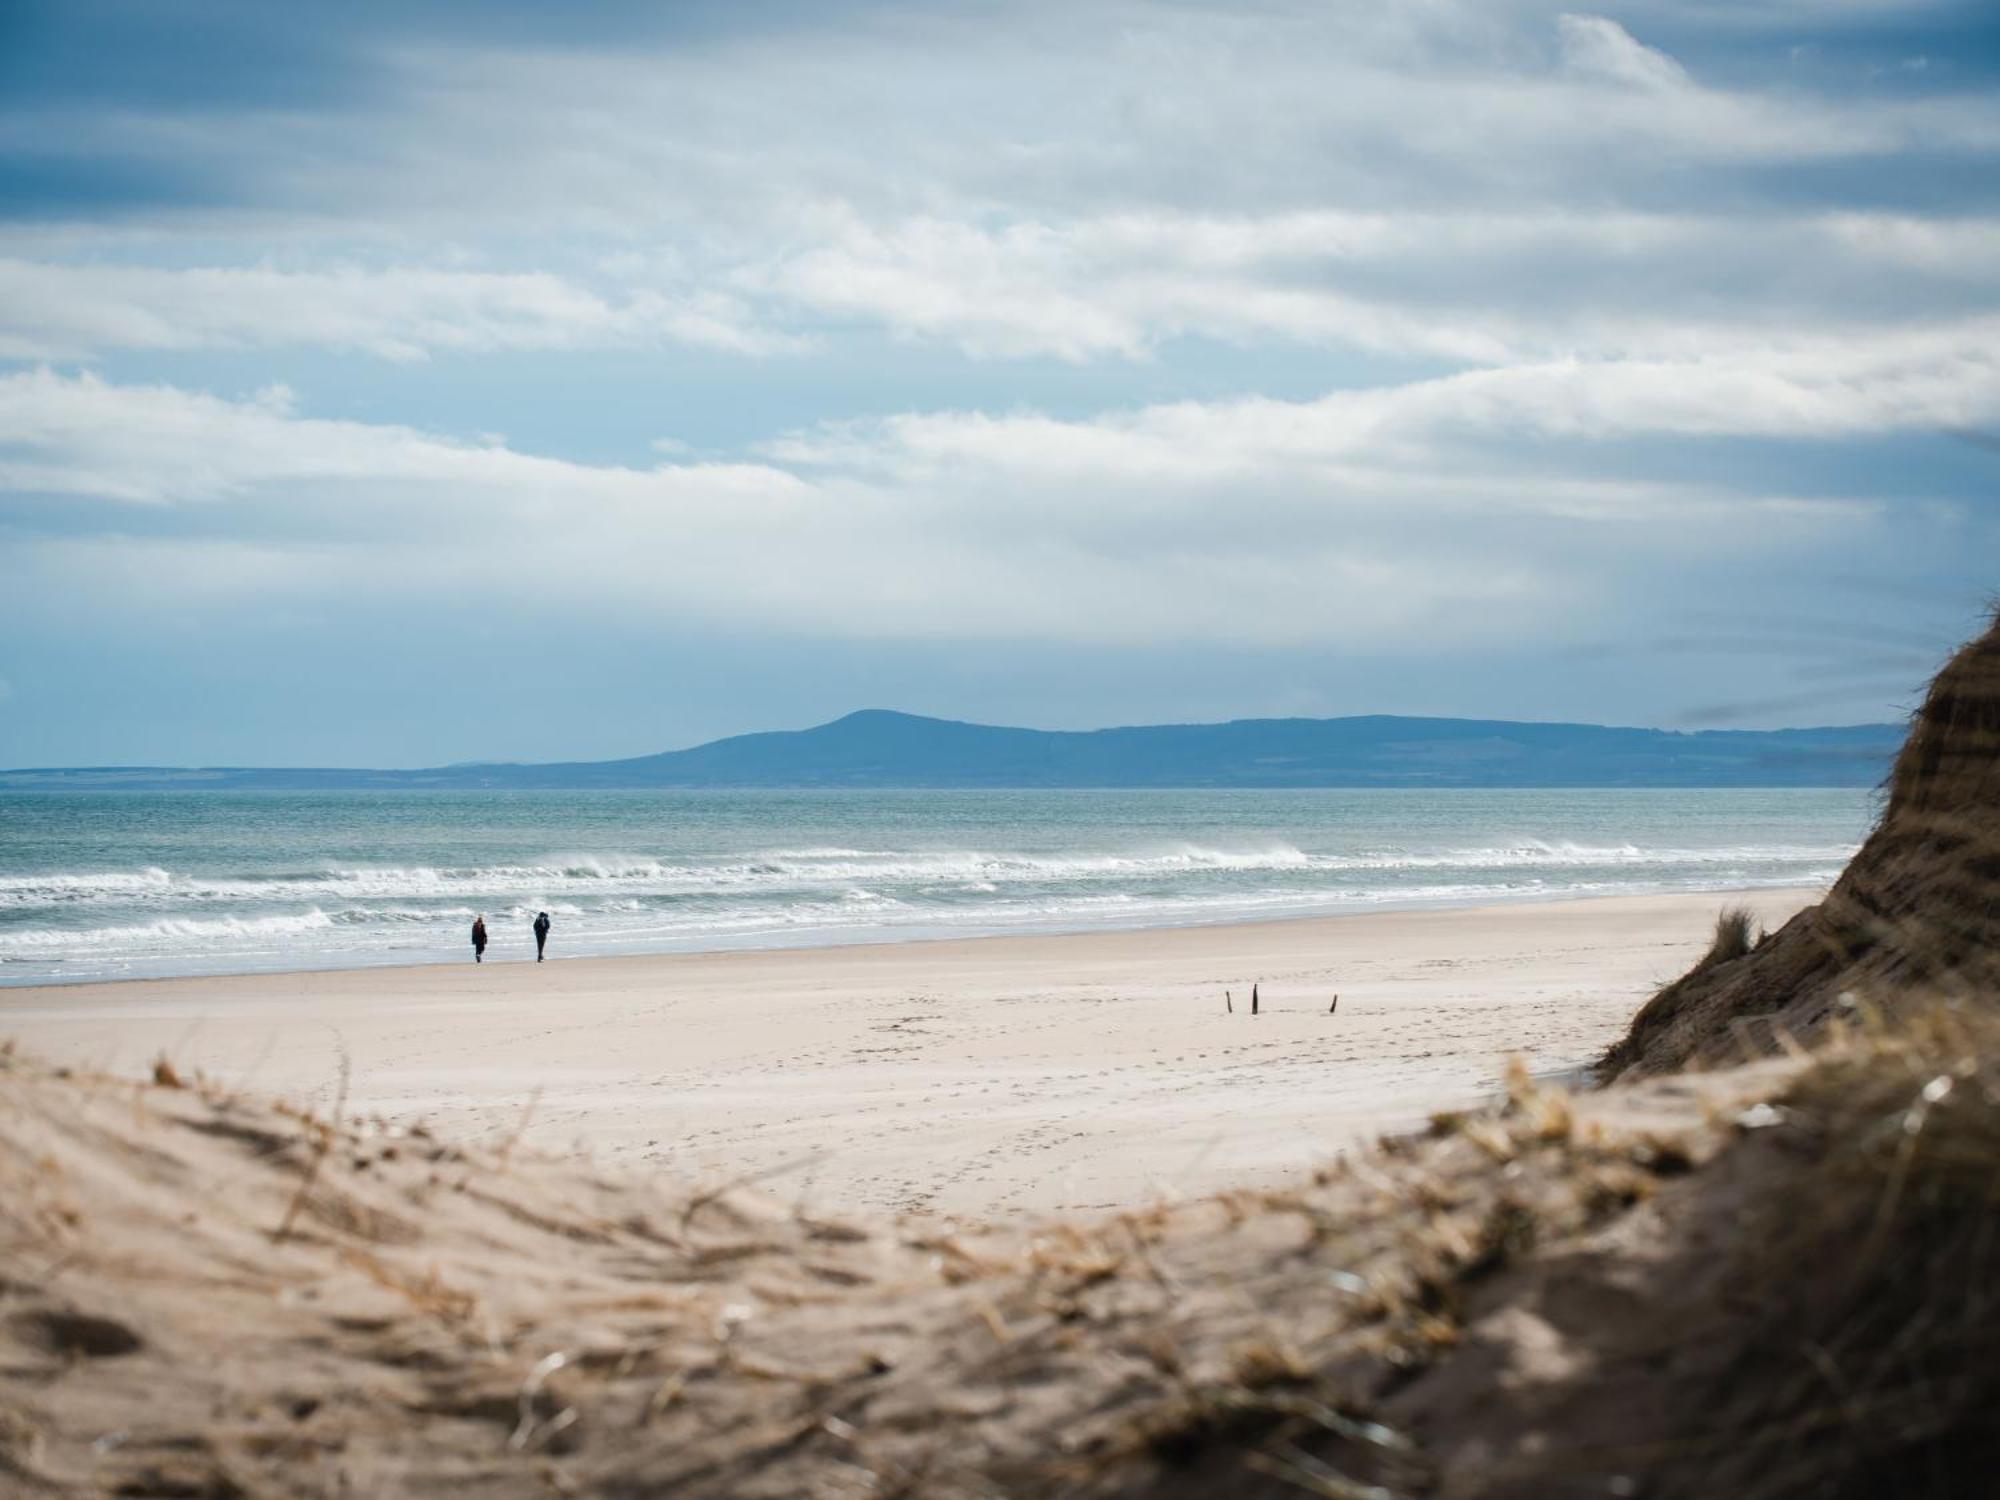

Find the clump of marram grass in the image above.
[
  {"left": 1660, "top": 999, "right": 2000, "bottom": 1499},
  {"left": 1696, "top": 905, "right": 1758, "bottom": 973}
]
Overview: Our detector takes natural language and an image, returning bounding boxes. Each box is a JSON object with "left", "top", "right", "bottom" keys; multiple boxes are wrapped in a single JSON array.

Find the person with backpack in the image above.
[
  {"left": 471, "top": 915, "right": 488, "bottom": 963},
  {"left": 533, "top": 910, "right": 551, "bottom": 962}
]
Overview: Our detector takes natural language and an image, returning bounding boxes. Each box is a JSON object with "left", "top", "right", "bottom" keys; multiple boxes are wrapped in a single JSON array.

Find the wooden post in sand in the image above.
[
  {"left": 1329, "top": 994, "right": 1339, "bottom": 1015},
  {"left": 1226, "top": 989, "right": 1233, "bottom": 1014},
  {"left": 1251, "top": 983, "right": 1260, "bottom": 1016}
]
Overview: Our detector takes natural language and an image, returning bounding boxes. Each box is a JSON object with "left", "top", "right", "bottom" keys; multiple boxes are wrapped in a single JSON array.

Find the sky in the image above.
[{"left": 1, "top": 0, "right": 1997, "bottom": 768}]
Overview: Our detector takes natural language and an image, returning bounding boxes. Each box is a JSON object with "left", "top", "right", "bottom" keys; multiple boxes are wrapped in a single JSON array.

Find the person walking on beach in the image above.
[
  {"left": 472, "top": 915, "right": 488, "bottom": 963},
  {"left": 533, "top": 910, "right": 551, "bottom": 962}
]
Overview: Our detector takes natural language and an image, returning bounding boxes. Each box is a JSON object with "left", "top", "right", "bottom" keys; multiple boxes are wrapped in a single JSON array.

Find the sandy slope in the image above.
[
  {"left": 0, "top": 1011, "right": 1805, "bottom": 1500},
  {"left": 15, "top": 1001, "right": 1969, "bottom": 1500},
  {"left": 0, "top": 890, "right": 1815, "bottom": 1218}
]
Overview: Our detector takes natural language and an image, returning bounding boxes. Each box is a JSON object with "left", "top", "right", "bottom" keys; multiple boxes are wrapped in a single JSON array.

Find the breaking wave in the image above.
[
  {"left": 0, "top": 910, "right": 340, "bottom": 950},
  {"left": 0, "top": 840, "right": 1859, "bottom": 913},
  {"left": 0, "top": 787, "right": 1873, "bottom": 983}
]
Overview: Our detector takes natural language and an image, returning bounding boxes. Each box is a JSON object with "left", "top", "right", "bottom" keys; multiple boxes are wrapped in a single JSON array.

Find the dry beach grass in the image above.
[{"left": 3, "top": 994, "right": 1994, "bottom": 1497}]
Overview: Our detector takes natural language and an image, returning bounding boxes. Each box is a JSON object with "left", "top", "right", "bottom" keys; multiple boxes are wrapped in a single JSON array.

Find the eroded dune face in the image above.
[{"left": 1604, "top": 613, "right": 2000, "bottom": 1081}]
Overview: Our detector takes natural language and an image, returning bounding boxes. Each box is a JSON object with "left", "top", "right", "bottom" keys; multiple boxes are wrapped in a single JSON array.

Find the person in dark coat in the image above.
[
  {"left": 533, "top": 910, "right": 551, "bottom": 962},
  {"left": 472, "top": 915, "right": 488, "bottom": 963}
]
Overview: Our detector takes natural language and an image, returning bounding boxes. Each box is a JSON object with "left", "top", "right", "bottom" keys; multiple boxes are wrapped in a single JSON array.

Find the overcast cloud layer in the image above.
[{"left": 2, "top": 0, "right": 1996, "bottom": 764}]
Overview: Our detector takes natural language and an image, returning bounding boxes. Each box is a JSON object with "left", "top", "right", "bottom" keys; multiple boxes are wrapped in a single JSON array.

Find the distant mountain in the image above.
[{"left": 0, "top": 709, "right": 1903, "bottom": 790}]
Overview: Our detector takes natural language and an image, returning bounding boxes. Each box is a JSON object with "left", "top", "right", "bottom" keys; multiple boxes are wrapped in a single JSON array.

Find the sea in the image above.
[{"left": 0, "top": 787, "right": 1877, "bottom": 986}]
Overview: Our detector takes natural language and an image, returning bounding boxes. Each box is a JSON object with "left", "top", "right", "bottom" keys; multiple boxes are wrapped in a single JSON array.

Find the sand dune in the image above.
[
  {"left": 1, "top": 889, "right": 1815, "bottom": 1218},
  {"left": 5, "top": 952, "right": 1987, "bottom": 1499}
]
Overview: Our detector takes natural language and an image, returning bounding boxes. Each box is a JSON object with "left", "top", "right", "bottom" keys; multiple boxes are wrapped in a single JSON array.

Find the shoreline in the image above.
[
  {"left": 0, "top": 887, "right": 1821, "bottom": 1217},
  {"left": 1, "top": 875, "right": 1836, "bottom": 991}
]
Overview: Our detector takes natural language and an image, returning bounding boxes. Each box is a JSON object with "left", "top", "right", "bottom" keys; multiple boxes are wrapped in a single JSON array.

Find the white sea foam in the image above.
[
  {"left": 0, "top": 867, "right": 175, "bottom": 899},
  {"left": 0, "top": 909, "right": 339, "bottom": 950},
  {"left": 0, "top": 838, "right": 1857, "bottom": 915},
  {"left": 0, "top": 846, "right": 1321, "bottom": 907}
]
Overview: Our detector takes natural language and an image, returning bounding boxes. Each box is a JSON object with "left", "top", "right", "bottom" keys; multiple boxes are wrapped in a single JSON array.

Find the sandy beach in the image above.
[{"left": 0, "top": 888, "right": 1816, "bottom": 1218}]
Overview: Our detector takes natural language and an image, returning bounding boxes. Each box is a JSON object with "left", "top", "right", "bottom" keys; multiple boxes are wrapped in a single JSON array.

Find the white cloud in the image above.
[
  {"left": 0, "top": 367, "right": 802, "bottom": 506},
  {"left": 1, "top": 6, "right": 1993, "bottom": 374},
  {"left": 1, "top": 1, "right": 1994, "bottom": 695},
  {"left": 0, "top": 358, "right": 1935, "bottom": 652},
  {"left": 13, "top": 204, "right": 1998, "bottom": 369},
  {"left": 330, "top": 1, "right": 1982, "bottom": 236},
  {"left": 742, "top": 206, "right": 2000, "bottom": 365},
  {"left": 1557, "top": 15, "right": 1692, "bottom": 92},
  {"left": 0, "top": 261, "right": 799, "bottom": 362},
  {"left": 768, "top": 320, "right": 2000, "bottom": 484}
]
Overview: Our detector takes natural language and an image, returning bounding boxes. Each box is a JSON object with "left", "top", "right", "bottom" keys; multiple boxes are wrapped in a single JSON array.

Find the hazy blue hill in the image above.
[{"left": 2, "top": 709, "right": 1902, "bottom": 790}]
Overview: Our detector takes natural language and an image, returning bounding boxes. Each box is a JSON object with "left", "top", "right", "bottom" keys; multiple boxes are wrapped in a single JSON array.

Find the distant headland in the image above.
[{"left": 0, "top": 709, "right": 1903, "bottom": 790}]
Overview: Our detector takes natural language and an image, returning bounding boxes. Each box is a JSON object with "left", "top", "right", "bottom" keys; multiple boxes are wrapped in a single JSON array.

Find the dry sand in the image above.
[{"left": 0, "top": 889, "right": 1816, "bottom": 1219}]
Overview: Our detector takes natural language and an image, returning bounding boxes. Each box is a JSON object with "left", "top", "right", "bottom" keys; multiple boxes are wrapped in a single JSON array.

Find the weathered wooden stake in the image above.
[
  {"left": 1226, "top": 989, "right": 1233, "bottom": 1014},
  {"left": 1251, "top": 983, "right": 1260, "bottom": 1016},
  {"left": 1329, "top": 994, "right": 1339, "bottom": 1016}
]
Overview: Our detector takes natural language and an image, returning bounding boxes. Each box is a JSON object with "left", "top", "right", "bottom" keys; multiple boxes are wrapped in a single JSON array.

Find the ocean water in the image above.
[{"left": 0, "top": 788, "right": 1876, "bottom": 986}]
